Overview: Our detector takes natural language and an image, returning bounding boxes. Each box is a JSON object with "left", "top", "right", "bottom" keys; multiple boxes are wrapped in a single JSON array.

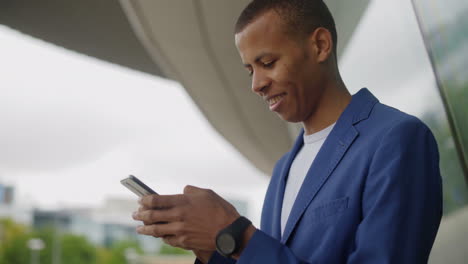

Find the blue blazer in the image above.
[{"left": 206, "top": 88, "right": 442, "bottom": 263}]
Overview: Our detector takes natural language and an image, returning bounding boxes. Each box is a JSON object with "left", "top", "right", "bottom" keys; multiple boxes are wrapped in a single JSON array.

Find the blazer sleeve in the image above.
[
  {"left": 229, "top": 117, "right": 442, "bottom": 264},
  {"left": 196, "top": 252, "right": 236, "bottom": 264},
  {"left": 347, "top": 117, "right": 442, "bottom": 263}
]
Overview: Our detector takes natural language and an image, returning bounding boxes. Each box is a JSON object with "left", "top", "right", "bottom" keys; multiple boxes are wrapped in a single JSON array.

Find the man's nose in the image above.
[{"left": 251, "top": 72, "right": 270, "bottom": 95}]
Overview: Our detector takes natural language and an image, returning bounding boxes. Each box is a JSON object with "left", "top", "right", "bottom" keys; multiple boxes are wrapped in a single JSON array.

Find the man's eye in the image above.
[{"left": 263, "top": 61, "right": 275, "bottom": 68}]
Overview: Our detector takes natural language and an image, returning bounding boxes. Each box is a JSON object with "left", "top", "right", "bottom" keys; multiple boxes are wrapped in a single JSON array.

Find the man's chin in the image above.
[{"left": 277, "top": 112, "right": 302, "bottom": 123}]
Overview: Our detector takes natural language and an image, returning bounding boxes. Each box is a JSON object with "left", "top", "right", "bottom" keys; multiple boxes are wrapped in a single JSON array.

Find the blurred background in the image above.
[{"left": 0, "top": 0, "right": 466, "bottom": 263}]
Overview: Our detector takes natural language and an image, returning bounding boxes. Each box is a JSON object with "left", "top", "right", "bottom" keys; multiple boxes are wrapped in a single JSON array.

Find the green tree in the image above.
[
  {"left": 96, "top": 246, "right": 113, "bottom": 264},
  {"left": 0, "top": 218, "right": 31, "bottom": 264},
  {"left": 0, "top": 218, "right": 28, "bottom": 242},
  {"left": 104, "top": 240, "right": 143, "bottom": 264},
  {"left": 0, "top": 231, "right": 31, "bottom": 264},
  {"left": 0, "top": 220, "right": 101, "bottom": 264},
  {"left": 60, "top": 234, "right": 97, "bottom": 264},
  {"left": 32, "top": 227, "right": 55, "bottom": 264},
  {"left": 158, "top": 244, "right": 192, "bottom": 256}
]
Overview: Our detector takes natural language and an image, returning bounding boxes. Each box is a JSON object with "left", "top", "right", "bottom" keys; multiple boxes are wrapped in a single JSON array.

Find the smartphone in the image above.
[{"left": 120, "top": 175, "right": 158, "bottom": 197}]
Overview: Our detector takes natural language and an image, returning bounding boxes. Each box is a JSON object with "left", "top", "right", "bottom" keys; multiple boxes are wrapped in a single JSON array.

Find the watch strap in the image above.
[
  {"left": 217, "top": 216, "right": 252, "bottom": 257},
  {"left": 229, "top": 216, "right": 251, "bottom": 241}
]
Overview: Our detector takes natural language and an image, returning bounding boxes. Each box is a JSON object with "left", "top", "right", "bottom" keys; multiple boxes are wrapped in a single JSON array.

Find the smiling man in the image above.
[{"left": 132, "top": 0, "right": 442, "bottom": 263}]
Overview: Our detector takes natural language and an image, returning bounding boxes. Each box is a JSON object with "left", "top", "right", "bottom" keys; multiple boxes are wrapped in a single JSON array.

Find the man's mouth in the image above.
[
  {"left": 266, "top": 93, "right": 287, "bottom": 111},
  {"left": 267, "top": 93, "right": 286, "bottom": 106}
]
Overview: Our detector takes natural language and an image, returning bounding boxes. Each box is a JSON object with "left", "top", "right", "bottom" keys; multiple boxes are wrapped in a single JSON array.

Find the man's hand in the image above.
[{"left": 132, "top": 185, "right": 240, "bottom": 251}]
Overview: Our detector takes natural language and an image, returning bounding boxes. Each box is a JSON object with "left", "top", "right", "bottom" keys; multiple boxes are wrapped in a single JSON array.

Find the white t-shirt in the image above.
[{"left": 280, "top": 123, "right": 336, "bottom": 236}]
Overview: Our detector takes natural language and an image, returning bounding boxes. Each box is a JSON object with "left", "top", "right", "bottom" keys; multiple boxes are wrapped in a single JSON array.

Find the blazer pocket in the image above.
[{"left": 309, "top": 197, "right": 349, "bottom": 222}]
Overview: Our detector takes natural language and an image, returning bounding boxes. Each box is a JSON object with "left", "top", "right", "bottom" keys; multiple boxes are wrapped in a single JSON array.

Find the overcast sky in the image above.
[
  {"left": 0, "top": 26, "right": 270, "bottom": 222},
  {"left": 0, "top": 0, "right": 447, "bottom": 224}
]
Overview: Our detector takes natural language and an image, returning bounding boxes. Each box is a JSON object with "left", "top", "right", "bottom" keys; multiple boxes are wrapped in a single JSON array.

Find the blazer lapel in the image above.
[
  {"left": 270, "top": 131, "right": 305, "bottom": 240},
  {"left": 281, "top": 126, "right": 359, "bottom": 243},
  {"left": 281, "top": 88, "right": 378, "bottom": 244}
]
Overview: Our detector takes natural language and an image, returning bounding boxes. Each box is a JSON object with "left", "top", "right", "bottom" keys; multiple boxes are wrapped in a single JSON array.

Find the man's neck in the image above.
[{"left": 302, "top": 81, "right": 351, "bottom": 135}]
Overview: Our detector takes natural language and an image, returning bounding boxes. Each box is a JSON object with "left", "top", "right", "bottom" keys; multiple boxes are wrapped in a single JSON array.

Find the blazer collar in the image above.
[
  {"left": 278, "top": 88, "right": 379, "bottom": 243},
  {"left": 333, "top": 88, "right": 379, "bottom": 137}
]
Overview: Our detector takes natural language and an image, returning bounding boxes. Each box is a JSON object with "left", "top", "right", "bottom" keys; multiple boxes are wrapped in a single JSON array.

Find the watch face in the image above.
[{"left": 217, "top": 233, "right": 236, "bottom": 255}]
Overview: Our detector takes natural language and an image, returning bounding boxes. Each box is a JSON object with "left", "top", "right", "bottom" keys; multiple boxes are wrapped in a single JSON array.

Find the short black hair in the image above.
[{"left": 235, "top": 0, "right": 338, "bottom": 54}]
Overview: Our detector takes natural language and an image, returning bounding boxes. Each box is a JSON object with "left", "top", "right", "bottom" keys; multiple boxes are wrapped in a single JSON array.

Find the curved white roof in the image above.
[{"left": 0, "top": 0, "right": 370, "bottom": 174}]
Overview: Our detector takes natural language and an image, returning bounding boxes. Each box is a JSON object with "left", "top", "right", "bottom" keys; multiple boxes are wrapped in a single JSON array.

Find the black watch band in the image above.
[{"left": 215, "top": 216, "right": 252, "bottom": 258}]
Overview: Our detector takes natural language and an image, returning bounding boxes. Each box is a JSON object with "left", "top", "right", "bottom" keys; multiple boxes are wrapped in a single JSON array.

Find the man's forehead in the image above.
[
  {"left": 235, "top": 10, "right": 285, "bottom": 52},
  {"left": 237, "top": 9, "right": 284, "bottom": 37}
]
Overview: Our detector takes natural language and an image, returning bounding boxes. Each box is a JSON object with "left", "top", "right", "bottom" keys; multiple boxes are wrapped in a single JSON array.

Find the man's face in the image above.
[{"left": 235, "top": 10, "right": 326, "bottom": 123}]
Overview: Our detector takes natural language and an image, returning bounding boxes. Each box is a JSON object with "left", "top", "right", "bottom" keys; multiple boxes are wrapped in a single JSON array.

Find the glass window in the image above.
[
  {"left": 411, "top": 1, "right": 468, "bottom": 263},
  {"left": 340, "top": 1, "right": 468, "bottom": 258},
  {"left": 340, "top": 0, "right": 468, "bottom": 216},
  {"left": 412, "top": 0, "right": 468, "bottom": 180}
]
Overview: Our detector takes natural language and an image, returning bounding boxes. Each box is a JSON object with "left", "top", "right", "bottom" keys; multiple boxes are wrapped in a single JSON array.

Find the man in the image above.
[{"left": 132, "top": 0, "right": 442, "bottom": 263}]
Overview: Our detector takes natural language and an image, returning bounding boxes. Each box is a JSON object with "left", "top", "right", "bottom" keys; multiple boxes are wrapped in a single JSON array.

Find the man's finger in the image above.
[
  {"left": 139, "top": 194, "right": 186, "bottom": 209},
  {"left": 183, "top": 185, "right": 204, "bottom": 194},
  {"left": 133, "top": 208, "right": 184, "bottom": 223},
  {"left": 138, "top": 205, "right": 147, "bottom": 212},
  {"left": 136, "top": 222, "right": 181, "bottom": 238}
]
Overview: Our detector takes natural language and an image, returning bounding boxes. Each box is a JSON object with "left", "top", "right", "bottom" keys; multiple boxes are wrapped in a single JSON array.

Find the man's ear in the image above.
[{"left": 310, "top": 27, "right": 333, "bottom": 63}]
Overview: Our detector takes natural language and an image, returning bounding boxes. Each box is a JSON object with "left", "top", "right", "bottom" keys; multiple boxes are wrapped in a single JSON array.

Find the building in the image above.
[
  {"left": 32, "top": 198, "right": 161, "bottom": 254},
  {"left": 0, "top": 184, "right": 14, "bottom": 205},
  {"left": 0, "top": 184, "right": 33, "bottom": 226}
]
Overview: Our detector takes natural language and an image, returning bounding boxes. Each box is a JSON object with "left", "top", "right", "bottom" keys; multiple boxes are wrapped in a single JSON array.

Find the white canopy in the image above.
[{"left": 0, "top": 0, "right": 370, "bottom": 174}]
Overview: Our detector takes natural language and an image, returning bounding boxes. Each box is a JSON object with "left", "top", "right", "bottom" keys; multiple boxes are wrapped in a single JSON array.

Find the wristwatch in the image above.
[{"left": 215, "top": 216, "right": 252, "bottom": 258}]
